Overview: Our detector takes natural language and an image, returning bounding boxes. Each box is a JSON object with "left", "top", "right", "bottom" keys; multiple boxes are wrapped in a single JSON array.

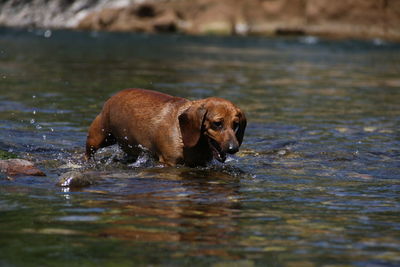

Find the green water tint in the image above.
[
  {"left": 0, "top": 149, "right": 17, "bottom": 159},
  {"left": 0, "top": 28, "right": 399, "bottom": 266}
]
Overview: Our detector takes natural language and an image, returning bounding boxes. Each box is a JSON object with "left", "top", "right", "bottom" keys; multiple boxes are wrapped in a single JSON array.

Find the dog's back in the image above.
[{"left": 86, "top": 88, "right": 246, "bottom": 166}]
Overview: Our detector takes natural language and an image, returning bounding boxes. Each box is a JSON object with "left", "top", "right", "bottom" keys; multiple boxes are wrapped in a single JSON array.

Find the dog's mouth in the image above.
[{"left": 208, "top": 138, "right": 226, "bottom": 163}]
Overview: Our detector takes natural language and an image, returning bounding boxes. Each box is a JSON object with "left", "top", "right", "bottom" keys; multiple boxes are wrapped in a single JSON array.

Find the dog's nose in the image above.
[{"left": 227, "top": 143, "right": 239, "bottom": 154}]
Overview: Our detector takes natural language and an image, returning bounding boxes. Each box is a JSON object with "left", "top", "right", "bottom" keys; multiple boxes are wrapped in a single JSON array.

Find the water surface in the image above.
[{"left": 1, "top": 28, "right": 400, "bottom": 266}]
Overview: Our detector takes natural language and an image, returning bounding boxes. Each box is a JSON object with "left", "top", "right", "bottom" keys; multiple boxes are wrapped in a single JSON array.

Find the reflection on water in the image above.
[{"left": 0, "top": 27, "right": 400, "bottom": 266}]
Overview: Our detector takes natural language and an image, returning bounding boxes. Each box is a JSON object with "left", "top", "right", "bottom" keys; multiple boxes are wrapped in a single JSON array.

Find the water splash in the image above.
[
  {"left": 128, "top": 153, "right": 152, "bottom": 168},
  {"left": 225, "top": 155, "right": 239, "bottom": 163}
]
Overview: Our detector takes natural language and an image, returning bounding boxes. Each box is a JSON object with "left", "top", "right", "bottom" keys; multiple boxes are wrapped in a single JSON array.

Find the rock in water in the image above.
[
  {"left": 0, "top": 159, "right": 46, "bottom": 176},
  {"left": 57, "top": 171, "right": 97, "bottom": 188}
]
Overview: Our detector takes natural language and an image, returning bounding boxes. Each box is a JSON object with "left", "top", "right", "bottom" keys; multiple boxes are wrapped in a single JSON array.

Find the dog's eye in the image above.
[{"left": 212, "top": 121, "right": 223, "bottom": 129}]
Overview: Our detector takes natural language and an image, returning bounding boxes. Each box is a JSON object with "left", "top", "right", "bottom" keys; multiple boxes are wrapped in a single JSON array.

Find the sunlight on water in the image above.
[
  {"left": 0, "top": 28, "right": 399, "bottom": 266},
  {"left": 299, "top": 35, "right": 319, "bottom": 45}
]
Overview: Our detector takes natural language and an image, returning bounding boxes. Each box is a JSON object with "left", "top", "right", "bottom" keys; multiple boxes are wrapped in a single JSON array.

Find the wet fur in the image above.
[{"left": 85, "top": 89, "right": 246, "bottom": 167}]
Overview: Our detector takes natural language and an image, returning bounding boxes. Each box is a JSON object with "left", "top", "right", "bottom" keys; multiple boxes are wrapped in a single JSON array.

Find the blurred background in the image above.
[
  {"left": 1, "top": 1, "right": 400, "bottom": 266},
  {"left": 1, "top": 0, "right": 400, "bottom": 41}
]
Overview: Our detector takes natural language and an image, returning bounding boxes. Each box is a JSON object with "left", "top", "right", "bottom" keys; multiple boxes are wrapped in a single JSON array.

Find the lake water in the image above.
[{"left": 1, "top": 28, "right": 399, "bottom": 266}]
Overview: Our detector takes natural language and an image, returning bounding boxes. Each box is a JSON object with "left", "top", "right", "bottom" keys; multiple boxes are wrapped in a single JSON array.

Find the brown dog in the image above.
[{"left": 85, "top": 89, "right": 246, "bottom": 166}]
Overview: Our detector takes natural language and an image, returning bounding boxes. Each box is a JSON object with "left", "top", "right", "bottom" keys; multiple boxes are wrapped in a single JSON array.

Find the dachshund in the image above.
[{"left": 85, "top": 89, "right": 246, "bottom": 167}]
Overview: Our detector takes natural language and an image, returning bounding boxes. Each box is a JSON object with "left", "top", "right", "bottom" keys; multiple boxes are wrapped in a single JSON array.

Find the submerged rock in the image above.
[
  {"left": 57, "top": 171, "right": 98, "bottom": 188},
  {"left": 0, "top": 159, "right": 46, "bottom": 176}
]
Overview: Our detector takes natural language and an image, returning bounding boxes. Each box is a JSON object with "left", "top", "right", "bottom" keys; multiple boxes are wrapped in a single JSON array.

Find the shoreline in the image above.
[{"left": 1, "top": 0, "right": 399, "bottom": 42}]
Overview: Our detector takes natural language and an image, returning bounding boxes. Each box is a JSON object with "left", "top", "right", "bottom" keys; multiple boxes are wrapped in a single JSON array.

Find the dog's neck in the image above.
[{"left": 182, "top": 134, "right": 213, "bottom": 167}]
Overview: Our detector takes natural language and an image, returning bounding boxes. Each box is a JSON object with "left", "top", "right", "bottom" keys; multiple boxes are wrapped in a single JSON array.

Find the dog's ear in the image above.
[
  {"left": 236, "top": 108, "right": 247, "bottom": 146},
  {"left": 179, "top": 103, "right": 207, "bottom": 148}
]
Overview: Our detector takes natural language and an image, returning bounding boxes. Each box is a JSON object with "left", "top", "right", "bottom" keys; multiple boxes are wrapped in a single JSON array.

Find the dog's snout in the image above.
[{"left": 227, "top": 143, "right": 239, "bottom": 154}]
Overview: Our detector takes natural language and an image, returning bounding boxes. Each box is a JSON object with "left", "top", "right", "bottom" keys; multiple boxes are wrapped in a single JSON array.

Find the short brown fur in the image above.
[{"left": 85, "top": 89, "right": 246, "bottom": 166}]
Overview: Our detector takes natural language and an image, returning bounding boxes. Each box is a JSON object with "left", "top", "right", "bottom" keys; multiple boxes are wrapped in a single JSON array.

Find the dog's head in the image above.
[{"left": 179, "top": 97, "right": 246, "bottom": 162}]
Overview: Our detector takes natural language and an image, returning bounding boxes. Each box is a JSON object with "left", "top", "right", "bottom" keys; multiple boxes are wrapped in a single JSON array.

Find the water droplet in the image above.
[
  {"left": 33, "top": 110, "right": 36, "bottom": 115},
  {"left": 50, "top": 128, "right": 54, "bottom": 132},
  {"left": 42, "top": 135, "right": 46, "bottom": 140},
  {"left": 128, "top": 153, "right": 150, "bottom": 168},
  {"left": 277, "top": 149, "right": 287, "bottom": 156},
  {"left": 124, "top": 136, "right": 128, "bottom": 140},
  {"left": 44, "top": 30, "right": 52, "bottom": 38},
  {"left": 30, "top": 119, "right": 35, "bottom": 124},
  {"left": 300, "top": 36, "right": 319, "bottom": 45},
  {"left": 32, "top": 95, "right": 36, "bottom": 99}
]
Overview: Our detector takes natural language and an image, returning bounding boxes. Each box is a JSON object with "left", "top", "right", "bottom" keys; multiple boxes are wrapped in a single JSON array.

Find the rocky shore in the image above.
[{"left": 0, "top": 0, "right": 399, "bottom": 41}]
